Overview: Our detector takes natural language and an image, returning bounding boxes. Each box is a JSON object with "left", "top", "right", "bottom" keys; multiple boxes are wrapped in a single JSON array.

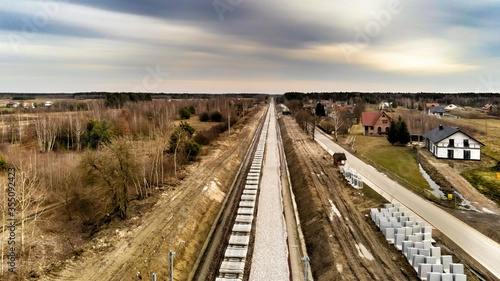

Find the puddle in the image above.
[
  {"left": 419, "top": 164, "right": 445, "bottom": 198},
  {"left": 419, "top": 165, "right": 478, "bottom": 211},
  {"left": 482, "top": 208, "right": 495, "bottom": 214},
  {"left": 453, "top": 192, "right": 478, "bottom": 212},
  {"left": 355, "top": 243, "right": 374, "bottom": 261}
]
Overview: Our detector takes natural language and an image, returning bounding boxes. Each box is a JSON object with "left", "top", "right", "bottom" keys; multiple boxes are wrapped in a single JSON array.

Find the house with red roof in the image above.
[
  {"left": 361, "top": 111, "right": 392, "bottom": 136},
  {"left": 425, "top": 103, "right": 440, "bottom": 109}
]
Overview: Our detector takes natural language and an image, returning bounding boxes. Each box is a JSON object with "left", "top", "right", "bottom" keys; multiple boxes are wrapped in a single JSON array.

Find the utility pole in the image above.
[{"left": 169, "top": 240, "right": 185, "bottom": 281}]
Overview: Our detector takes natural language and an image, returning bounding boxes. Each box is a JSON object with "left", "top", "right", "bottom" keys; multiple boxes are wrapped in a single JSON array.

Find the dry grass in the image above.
[
  {"left": 174, "top": 118, "right": 224, "bottom": 132},
  {"left": 444, "top": 117, "right": 500, "bottom": 161}
]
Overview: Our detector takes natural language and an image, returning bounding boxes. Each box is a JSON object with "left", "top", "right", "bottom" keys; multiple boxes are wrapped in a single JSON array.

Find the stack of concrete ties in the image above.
[{"left": 370, "top": 203, "right": 467, "bottom": 280}]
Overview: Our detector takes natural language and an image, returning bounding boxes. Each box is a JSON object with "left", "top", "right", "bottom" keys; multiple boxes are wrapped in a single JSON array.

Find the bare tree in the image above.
[
  {"left": 330, "top": 105, "right": 345, "bottom": 141},
  {"left": 34, "top": 114, "right": 60, "bottom": 152},
  {"left": 81, "top": 139, "right": 140, "bottom": 219},
  {"left": 15, "top": 157, "right": 45, "bottom": 272},
  {"left": 71, "top": 113, "right": 86, "bottom": 151}
]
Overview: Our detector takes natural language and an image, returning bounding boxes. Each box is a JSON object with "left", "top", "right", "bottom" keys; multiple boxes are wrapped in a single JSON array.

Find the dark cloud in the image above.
[
  {"left": 71, "top": 0, "right": 354, "bottom": 48},
  {"left": 72, "top": 0, "right": 217, "bottom": 21},
  {"left": 0, "top": 10, "right": 105, "bottom": 39}
]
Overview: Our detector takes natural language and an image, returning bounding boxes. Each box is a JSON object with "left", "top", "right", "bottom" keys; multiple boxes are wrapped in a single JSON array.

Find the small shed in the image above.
[{"left": 333, "top": 152, "right": 347, "bottom": 166}]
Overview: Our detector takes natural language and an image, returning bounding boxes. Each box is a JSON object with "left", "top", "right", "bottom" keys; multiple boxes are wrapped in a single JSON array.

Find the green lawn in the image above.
[
  {"left": 354, "top": 135, "right": 432, "bottom": 194},
  {"left": 462, "top": 168, "right": 500, "bottom": 206}
]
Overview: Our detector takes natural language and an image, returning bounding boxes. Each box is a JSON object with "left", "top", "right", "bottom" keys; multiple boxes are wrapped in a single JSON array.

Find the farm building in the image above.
[{"left": 422, "top": 125, "right": 484, "bottom": 160}]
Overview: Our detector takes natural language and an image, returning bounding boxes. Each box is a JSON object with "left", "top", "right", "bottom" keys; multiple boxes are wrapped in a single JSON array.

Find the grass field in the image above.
[{"left": 353, "top": 135, "right": 432, "bottom": 195}]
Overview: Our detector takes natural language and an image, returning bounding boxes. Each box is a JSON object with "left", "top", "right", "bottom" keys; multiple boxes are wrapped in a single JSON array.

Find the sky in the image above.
[{"left": 0, "top": 0, "right": 499, "bottom": 94}]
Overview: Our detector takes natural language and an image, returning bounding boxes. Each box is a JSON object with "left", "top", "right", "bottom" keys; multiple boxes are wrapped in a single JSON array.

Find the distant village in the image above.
[{"left": 279, "top": 92, "right": 499, "bottom": 162}]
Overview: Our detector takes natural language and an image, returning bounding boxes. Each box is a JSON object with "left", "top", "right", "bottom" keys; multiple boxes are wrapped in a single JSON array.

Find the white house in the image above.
[
  {"left": 423, "top": 125, "right": 484, "bottom": 160},
  {"left": 428, "top": 106, "right": 446, "bottom": 117}
]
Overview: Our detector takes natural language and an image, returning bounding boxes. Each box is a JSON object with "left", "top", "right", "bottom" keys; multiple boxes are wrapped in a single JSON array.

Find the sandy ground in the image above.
[{"left": 35, "top": 108, "right": 264, "bottom": 281}]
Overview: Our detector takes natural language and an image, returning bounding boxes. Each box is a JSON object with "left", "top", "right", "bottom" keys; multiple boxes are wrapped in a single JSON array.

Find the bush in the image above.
[
  {"left": 169, "top": 122, "right": 196, "bottom": 153},
  {"left": 199, "top": 112, "right": 210, "bottom": 122},
  {"left": 211, "top": 111, "right": 223, "bottom": 122},
  {"left": 193, "top": 132, "right": 210, "bottom": 145},
  {"left": 188, "top": 105, "right": 196, "bottom": 115},
  {"left": 0, "top": 156, "right": 7, "bottom": 171},
  {"left": 179, "top": 107, "right": 191, "bottom": 119},
  {"left": 83, "top": 120, "right": 113, "bottom": 149},
  {"left": 185, "top": 141, "right": 201, "bottom": 161}
]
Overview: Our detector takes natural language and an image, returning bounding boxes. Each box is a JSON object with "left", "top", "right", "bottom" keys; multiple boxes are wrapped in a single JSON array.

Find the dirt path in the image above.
[
  {"left": 424, "top": 154, "right": 500, "bottom": 215},
  {"left": 280, "top": 116, "right": 418, "bottom": 281},
  {"left": 42, "top": 109, "right": 264, "bottom": 281}
]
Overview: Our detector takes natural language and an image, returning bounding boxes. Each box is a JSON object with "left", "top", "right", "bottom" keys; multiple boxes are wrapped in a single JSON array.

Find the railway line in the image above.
[
  {"left": 194, "top": 101, "right": 304, "bottom": 280},
  {"left": 215, "top": 115, "right": 268, "bottom": 280}
]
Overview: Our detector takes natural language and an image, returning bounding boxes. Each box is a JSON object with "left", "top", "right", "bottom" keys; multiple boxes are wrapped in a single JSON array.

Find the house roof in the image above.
[
  {"left": 361, "top": 111, "right": 391, "bottom": 126},
  {"left": 333, "top": 152, "right": 347, "bottom": 161},
  {"left": 429, "top": 106, "right": 446, "bottom": 113},
  {"left": 425, "top": 103, "right": 440, "bottom": 108},
  {"left": 423, "top": 125, "right": 484, "bottom": 145}
]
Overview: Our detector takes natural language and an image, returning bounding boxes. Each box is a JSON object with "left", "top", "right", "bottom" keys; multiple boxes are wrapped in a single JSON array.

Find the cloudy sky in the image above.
[{"left": 1, "top": 0, "right": 499, "bottom": 93}]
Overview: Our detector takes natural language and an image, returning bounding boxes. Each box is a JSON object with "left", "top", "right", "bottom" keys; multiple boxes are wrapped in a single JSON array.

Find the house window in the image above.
[
  {"left": 448, "top": 139, "right": 454, "bottom": 147},
  {"left": 448, "top": 150, "right": 454, "bottom": 159},
  {"left": 382, "top": 120, "right": 388, "bottom": 124},
  {"left": 463, "top": 139, "right": 469, "bottom": 148},
  {"left": 377, "top": 127, "right": 382, "bottom": 133},
  {"left": 464, "top": 150, "right": 471, "bottom": 160}
]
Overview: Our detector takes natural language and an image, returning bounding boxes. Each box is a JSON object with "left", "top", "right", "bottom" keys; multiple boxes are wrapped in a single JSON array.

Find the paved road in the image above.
[{"left": 314, "top": 130, "right": 500, "bottom": 278}]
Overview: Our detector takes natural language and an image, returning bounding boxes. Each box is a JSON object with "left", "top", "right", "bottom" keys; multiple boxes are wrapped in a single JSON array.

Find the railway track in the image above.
[
  {"left": 215, "top": 115, "right": 269, "bottom": 280},
  {"left": 195, "top": 101, "right": 296, "bottom": 280},
  {"left": 192, "top": 106, "right": 268, "bottom": 281}
]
